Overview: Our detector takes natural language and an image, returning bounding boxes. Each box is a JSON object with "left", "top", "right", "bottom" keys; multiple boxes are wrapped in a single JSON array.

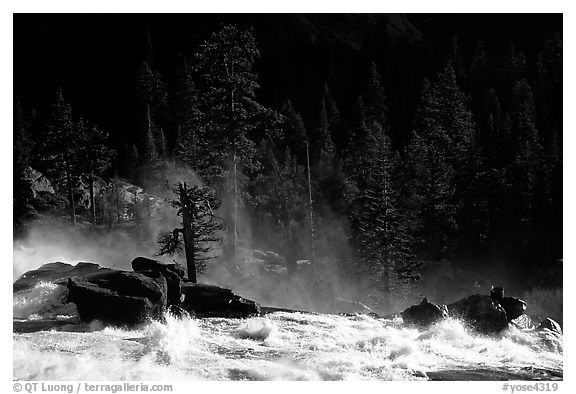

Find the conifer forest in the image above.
[{"left": 13, "top": 14, "right": 562, "bottom": 312}]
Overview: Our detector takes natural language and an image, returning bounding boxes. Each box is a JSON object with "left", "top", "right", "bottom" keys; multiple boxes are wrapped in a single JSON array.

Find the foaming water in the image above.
[
  {"left": 13, "top": 309, "right": 563, "bottom": 381},
  {"left": 12, "top": 282, "right": 562, "bottom": 380},
  {"left": 13, "top": 282, "right": 78, "bottom": 320}
]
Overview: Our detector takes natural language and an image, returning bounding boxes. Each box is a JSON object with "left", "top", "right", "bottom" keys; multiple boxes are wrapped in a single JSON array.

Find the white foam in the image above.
[
  {"left": 13, "top": 282, "right": 78, "bottom": 320},
  {"left": 235, "top": 317, "right": 275, "bottom": 341},
  {"left": 13, "top": 311, "right": 563, "bottom": 380}
]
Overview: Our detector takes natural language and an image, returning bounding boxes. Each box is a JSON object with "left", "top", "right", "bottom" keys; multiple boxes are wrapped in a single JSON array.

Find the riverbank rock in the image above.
[
  {"left": 401, "top": 298, "right": 448, "bottom": 327},
  {"left": 181, "top": 282, "right": 259, "bottom": 318},
  {"left": 131, "top": 257, "right": 185, "bottom": 306},
  {"left": 13, "top": 262, "right": 107, "bottom": 293},
  {"left": 67, "top": 270, "right": 167, "bottom": 326},
  {"left": 447, "top": 295, "right": 509, "bottom": 335},
  {"left": 490, "top": 286, "right": 527, "bottom": 321},
  {"left": 15, "top": 260, "right": 262, "bottom": 328},
  {"left": 500, "top": 297, "right": 527, "bottom": 321},
  {"left": 538, "top": 318, "right": 562, "bottom": 334}
]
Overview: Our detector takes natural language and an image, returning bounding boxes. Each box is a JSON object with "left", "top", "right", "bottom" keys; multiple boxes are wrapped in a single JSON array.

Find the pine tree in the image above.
[
  {"left": 251, "top": 139, "right": 308, "bottom": 273},
  {"left": 280, "top": 100, "right": 308, "bottom": 162},
  {"left": 412, "top": 78, "right": 452, "bottom": 152},
  {"left": 510, "top": 79, "right": 542, "bottom": 235},
  {"left": 477, "top": 88, "right": 504, "bottom": 164},
  {"left": 434, "top": 64, "right": 475, "bottom": 165},
  {"left": 14, "top": 96, "right": 34, "bottom": 228},
  {"left": 174, "top": 58, "right": 204, "bottom": 169},
  {"left": 102, "top": 176, "right": 125, "bottom": 229},
  {"left": 194, "top": 24, "right": 261, "bottom": 176},
  {"left": 403, "top": 132, "right": 456, "bottom": 259},
  {"left": 362, "top": 62, "right": 389, "bottom": 131},
  {"left": 158, "top": 182, "right": 224, "bottom": 282},
  {"left": 351, "top": 121, "right": 417, "bottom": 306},
  {"left": 76, "top": 119, "right": 115, "bottom": 224},
  {"left": 447, "top": 34, "right": 468, "bottom": 87},
  {"left": 313, "top": 96, "right": 350, "bottom": 269},
  {"left": 280, "top": 147, "right": 309, "bottom": 272},
  {"left": 498, "top": 42, "right": 527, "bottom": 106},
  {"left": 194, "top": 24, "right": 282, "bottom": 269},
  {"left": 320, "top": 83, "right": 342, "bottom": 147},
  {"left": 136, "top": 61, "right": 170, "bottom": 160},
  {"left": 42, "top": 88, "right": 79, "bottom": 226},
  {"left": 314, "top": 98, "right": 336, "bottom": 162},
  {"left": 536, "top": 34, "right": 562, "bottom": 142},
  {"left": 470, "top": 39, "right": 489, "bottom": 116}
]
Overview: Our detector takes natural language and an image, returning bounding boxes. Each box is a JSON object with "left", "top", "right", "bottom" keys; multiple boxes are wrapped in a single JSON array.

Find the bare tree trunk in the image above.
[
  {"left": 116, "top": 190, "right": 121, "bottom": 223},
  {"left": 179, "top": 182, "right": 197, "bottom": 283},
  {"left": 89, "top": 172, "right": 96, "bottom": 225},
  {"left": 229, "top": 82, "right": 238, "bottom": 272},
  {"left": 382, "top": 251, "right": 391, "bottom": 311},
  {"left": 65, "top": 162, "right": 76, "bottom": 228},
  {"left": 284, "top": 194, "right": 296, "bottom": 274},
  {"left": 233, "top": 152, "right": 238, "bottom": 270},
  {"left": 382, "top": 176, "right": 391, "bottom": 309},
  {"left": 278, "top": 160, "right": 296, "bottom": 274},
  {"left": 305, "top": 141, "right": 315, "bottom": 273}
]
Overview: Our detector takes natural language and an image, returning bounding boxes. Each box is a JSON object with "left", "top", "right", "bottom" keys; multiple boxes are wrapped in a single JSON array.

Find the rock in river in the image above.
[
  {"left": 67, "top": 270, "right": 167, "bottom": 326},
  {"left": 13, "top": 262, "right": 107, "bottom": 293},
  {"left": 131, "top": 256, "right": 185, "bottom": 306},
  {"left": 181, "top": 282, "right": 259, "bottom": 318},
  {"left": 447, "top": 294, "right": 509, "bottom": 335},
  {"left": 401, "top": 298, "right": 448, "bottom": 327},
  {"left": 538, "top": 317, "right": 562, "bottom": 334}
]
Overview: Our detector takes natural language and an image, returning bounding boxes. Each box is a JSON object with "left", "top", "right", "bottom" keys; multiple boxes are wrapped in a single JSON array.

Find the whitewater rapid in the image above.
[{"left": 13, "top": 283, "right": 563, "bottom": 381}]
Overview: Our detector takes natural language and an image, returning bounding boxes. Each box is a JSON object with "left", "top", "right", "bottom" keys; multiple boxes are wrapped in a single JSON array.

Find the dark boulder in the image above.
[
  {"left": 447, "top": 294, "right": 509, "bottom": 334},
  {"left": 66, "top": 270, "right": 167, "bottom": 326},
  {"left": 500, "top": 297, "right": 527, "bottom": 321},
  {"left": 489, "top": 286, "right": 527, "bottom": 321},
  {"left": 181, "top": 282, "right": 259, "bottom": 318},
  {"left": 490, "top": 286, "right": 504, "bottom": 302},
  {"left": 13, "top": 262, "right": 108, "bottom": 293},
  {"left": 131, "top": 256, "right": 185, "bottom": 278},
  {"left": 401, "top": 298, "right": 448, "bottom": 327},
  {"left": 538, "top": 318, "right": 562, "bottom": 334},
  {"left": 131, "top": 257, "right": 185, "bottom": 306}
]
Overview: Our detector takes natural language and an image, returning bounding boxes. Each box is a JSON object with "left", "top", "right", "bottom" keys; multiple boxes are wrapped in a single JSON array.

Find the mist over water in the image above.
[
  {"left": 13, "top": 158, "right": 375, "bottom": 314},
  {"left": 12, "top": 160, "right": 563, "bottom": 381}
]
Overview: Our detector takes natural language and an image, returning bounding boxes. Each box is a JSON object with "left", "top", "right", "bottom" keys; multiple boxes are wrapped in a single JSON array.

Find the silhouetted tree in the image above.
[{"left": 158, "top": 182, "right": 224, "bottom": 282}]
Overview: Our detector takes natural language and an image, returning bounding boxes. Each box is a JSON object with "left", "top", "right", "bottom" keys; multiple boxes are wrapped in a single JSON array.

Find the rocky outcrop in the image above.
[
  {"left": 401, "top": 285, "right": 538, "bottom": 335},
  {"left": 401, "top": 298, "right": 448, "bottom": 327},
  {"left": 538, "top": 318, "right": 562, "bottom": 334},
  {"left": 500, "top": 297, "right": 527, "bottom": 321},
  {"left": 447, "top": 295, "right": 509, "bottom": 335},
  {"left": 181, "top": 282, "right": 259, "bottom": 318},
  {"left": 490, "top": 286, "right": 527, "bottom": 321},
  {"left": 14, "top": 258, "right": 261, "bottom": 329},
  {"left": 131, "top": 257, "right": 185, "bottom": 306},
  {"left": 13, "top": 262, "right": 107, "bottom": 293},
  {"left": 24, "top": 167, "right": 55, "bottom": 197},
  {"left": 67, "top": 270, "right": 167, "bottom": 326}
]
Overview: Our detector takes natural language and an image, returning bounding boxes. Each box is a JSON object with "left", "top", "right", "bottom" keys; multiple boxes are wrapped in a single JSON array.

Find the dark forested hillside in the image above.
[{"left": 13, "top": 14, "right": 562, "bottom": 310}]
